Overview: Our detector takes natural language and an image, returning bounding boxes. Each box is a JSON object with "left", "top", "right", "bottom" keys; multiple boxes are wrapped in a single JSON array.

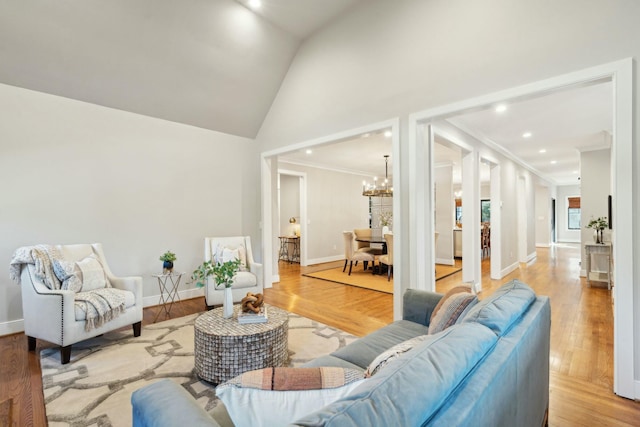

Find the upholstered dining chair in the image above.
[
  {"left": 379, "top": 234, "right": 394, "bottom": 281},
  {"left": 203, "top": 236, "right": 263, "bottom": 310},
  {"left": 353, "top": 228, "right": 384, "bottom": 256},
  {"left": 15, "top": 243, "right": 143, "bottom": 364},
  {"left": 343, "top": 231, "right": 376, "bottom": 275}
]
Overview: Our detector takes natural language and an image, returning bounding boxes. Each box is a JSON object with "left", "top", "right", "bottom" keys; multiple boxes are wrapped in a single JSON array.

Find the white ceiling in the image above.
[
  {"left": 235, "top": 0, "right": 362, "bottom": 40},
  {"left": 280, "top": 81, "right": 613, "bottom": 187},
  {"left": 448, "top": 81, "right": 612, "bottom": 186}
]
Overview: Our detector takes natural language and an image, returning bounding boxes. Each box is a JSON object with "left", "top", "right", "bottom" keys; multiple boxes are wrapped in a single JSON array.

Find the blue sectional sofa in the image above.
[{"left": 132, "top": 280, "right": 551, "bottom": 426}]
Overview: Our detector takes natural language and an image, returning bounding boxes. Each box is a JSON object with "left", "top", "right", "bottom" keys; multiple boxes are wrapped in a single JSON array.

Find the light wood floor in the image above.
[{"left": 1, "top": 244, "right": 639, "bottom": 426}]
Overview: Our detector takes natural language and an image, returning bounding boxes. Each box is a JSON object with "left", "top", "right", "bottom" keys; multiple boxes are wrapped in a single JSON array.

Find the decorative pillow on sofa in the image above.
[
  {"left": 364, "top": 334, "right": 429, "bottom": 378},
  {"left": 216, "top": 367, "right": 365, "bottom": 427},
  {"left": 52, "top": 254, "right": 110, "bottom": 292},
  {"left": 428, "top": 286, "right": 478, "bottom": 335}
]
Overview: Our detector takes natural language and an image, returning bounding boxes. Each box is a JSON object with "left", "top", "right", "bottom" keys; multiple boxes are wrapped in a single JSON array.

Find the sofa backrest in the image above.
[
  {"left": 461, "top": 279, "right": 536, "bottom": 336},
  {"left": 292, "top": 323, "right": 498, "bottom": 427}
]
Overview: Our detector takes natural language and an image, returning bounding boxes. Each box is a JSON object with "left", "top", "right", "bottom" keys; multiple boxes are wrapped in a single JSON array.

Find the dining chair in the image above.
[
  {"left": 343, "top": 231, "right": 376, "bottom": 275},
  {"left": 353, "top": 228, "right": 384, "bottom": 256},
  {"left": 379, "top": 233, "right": 394, "bottom": 281}
]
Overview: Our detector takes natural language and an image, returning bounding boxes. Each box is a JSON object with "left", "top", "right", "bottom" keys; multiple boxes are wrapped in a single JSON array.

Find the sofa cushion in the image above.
[
  {"left": 462, "top": 279, "right": 536, "bottom": 336},
  {"left": 330, "top": 320, "right": 429, "bottom": 369},
  {"left": 364, "top": 334, "right": 429, "bottom": 377},
  {"left": 428, "top": 287, "right": 477, "bottom": 334},
  {"left": 216, "top": 367, "right": 365, "bottom": 427},
  {"left": 292, "top": 323, "right": 498, "bottom": 427}
]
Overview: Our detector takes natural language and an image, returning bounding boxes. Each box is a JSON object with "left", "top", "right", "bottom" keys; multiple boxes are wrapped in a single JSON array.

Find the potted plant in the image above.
[
  {"left": 159, "top": 250, "right": 177, "bottom": 272},
  {"left": 191, "top": 259, "right": 241, "bottom": 318},
  {"left": 586, "top": 216, "right": 608, "bottom": 244}
]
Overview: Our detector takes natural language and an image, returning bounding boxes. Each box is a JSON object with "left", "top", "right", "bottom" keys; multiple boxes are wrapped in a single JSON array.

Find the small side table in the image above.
[
  {"left": 585, "top": 243, "right": 612, "bottom": 290},
  {"left": 278, "top": 236, "right": 300, "bottom": 263},
  {"left": 152, "top": 272, "right": 185, "bottom": 322}
]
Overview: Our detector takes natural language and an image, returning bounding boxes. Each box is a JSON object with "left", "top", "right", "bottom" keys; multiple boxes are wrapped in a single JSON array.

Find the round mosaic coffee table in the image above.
[{"left": 194, "top": 304, "right": 289, "bottom": 384}]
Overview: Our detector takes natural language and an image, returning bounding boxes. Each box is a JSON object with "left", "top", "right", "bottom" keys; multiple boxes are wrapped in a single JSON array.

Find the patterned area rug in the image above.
[{"left": 40, "top": 311, "right": 357, "bottom": 426}]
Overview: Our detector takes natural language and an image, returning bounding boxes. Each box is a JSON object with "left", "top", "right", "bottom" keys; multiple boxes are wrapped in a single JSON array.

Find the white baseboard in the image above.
[
  {"left": 0, "top": 318, "right": 25, "bottom": 336},
  {"left": 536, "top": 243, "right": 550, "bottom": 248},
  {"left": 270, "top": 275, "right": 280, "bottom": 285},
  {"left": 635, "top": 380, "right": 640, "bottom": 399},
  {"left": 142, "top": 287, "right": 204, "bottom": 308},
  {"left": 435, "top": 258, "right": 454, "bottom": 266},
  {"left": 526, "top": 252, "right": 537, "bottom": 265},
  {"left": 306, "top": 255, "right": 344, "bottom": 265},
  {"left": 501, "top": 261, "right": 520, "bottom": 277}
]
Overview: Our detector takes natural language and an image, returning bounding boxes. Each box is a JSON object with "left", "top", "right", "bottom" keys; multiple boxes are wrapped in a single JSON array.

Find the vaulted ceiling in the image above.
[{"left": 0, "top": 0, "right": 360, "bottom": 138}]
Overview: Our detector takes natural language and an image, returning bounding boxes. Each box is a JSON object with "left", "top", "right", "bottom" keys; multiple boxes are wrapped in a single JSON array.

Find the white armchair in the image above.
[
  {"left": 18, "top": 243, "right": 143, "bottom": 364},
  {"left": 203, "top": 236, "right": 263, "bottom": 310}
]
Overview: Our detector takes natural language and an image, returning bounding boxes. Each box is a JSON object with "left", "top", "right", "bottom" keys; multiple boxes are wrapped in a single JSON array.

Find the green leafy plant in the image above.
[
  {"left": 190, "top": 259, "right": 241, "bottom": 289},
  {"left": 159, "top": 250, "right": 177, "bottom": 262},
  {"left": 586, "top": 217, "right": 608, "bottom": 230},
  {"left": 379, "top": 210, "right": 393, "bottom": 227}
]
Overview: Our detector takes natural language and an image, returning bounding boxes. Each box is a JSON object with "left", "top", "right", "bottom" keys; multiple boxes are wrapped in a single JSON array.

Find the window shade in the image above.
[{"left": 568, "top": 197, "right": 581, "bottom": 208}]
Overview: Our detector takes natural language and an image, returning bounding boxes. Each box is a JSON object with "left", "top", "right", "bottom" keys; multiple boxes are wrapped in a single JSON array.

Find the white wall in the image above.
[
  {"left": 276, "top": 162, "right": 369, "bottom": 264},
  {"left": 435, "top": 164, "right": 454, "bottom": 264},
  {"left": 279, "top": 174, "right": 300, "bottom": 236},
  {"left": 0, "top": 83, "right": 258, "bottom": 331},
  {"left": 535, "top": 185, "right": 551, "bottom": 247},
  {"left": 580, "top": 149, "right": 612, "bottom": 272},
  {"left": 556, "top": 185, "right": 581, "bottom": 243}
]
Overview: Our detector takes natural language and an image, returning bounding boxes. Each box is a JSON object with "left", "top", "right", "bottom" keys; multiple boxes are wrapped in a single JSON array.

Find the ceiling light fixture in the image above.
[
  {"left": 539, "top": 149, "right": 546, "bottom": 153},
  {"left": 523, "top": 132, "right": 532, "bottom": 138},
  {"left": 305, "top": 149, "right": 312, "bottom": 154},
  {"left": 550, "top": 160, "right": 557, "bottom": 164},
  {"left": 384, "top": 130, "right": 392, "bottom": 138},
  {"left": 248, "top": 0, "right": 261, "bottom": 9},
  {"left": 363, "top": 155, "right": 393, "bottom": 197},
  {"left": 495, "top": 104, "right": 507, "bottom": 113}
]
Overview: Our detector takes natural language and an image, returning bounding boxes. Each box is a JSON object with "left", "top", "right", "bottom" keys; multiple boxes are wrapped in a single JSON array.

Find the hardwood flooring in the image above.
[{"left": 1, "top": 244, "right": 639, "bottom": 426}]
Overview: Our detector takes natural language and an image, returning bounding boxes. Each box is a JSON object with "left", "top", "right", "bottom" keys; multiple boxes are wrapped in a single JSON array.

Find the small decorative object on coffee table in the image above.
[
  {"left": 190, "top": 259, "right": 241, "bottom": 318},
  {"left": 194, "top": 304, "right": 289, "bottom": 384}
]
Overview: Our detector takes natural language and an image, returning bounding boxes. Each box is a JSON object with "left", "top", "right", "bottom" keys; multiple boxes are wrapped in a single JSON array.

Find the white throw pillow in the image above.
[
  {"left": 216, "top": 367, "right": 365, "bottom": 427},
  {"left": 52, "top": 253, "right": 109, "bottom": 292},
  {"left": 77, "top": 254, "right": 109, "bottom": 291}
]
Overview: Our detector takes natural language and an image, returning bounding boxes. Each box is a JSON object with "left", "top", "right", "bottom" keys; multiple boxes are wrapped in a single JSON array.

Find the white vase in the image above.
[
  {"left": 223, "top": 287, "right": 233, "bottom": 318},
  {"left": 382, "top": 226, "right": 390, "bottom": 236}
]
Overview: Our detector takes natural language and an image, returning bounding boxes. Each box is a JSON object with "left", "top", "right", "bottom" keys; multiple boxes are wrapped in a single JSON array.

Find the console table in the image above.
[{"left": 584, "top": 243, "right": 612, "bottom": 290}]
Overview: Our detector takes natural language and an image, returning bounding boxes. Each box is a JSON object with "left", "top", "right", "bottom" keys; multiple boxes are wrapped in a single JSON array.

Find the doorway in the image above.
[{"left": 409, "top": 59, "right": 633, "bottom": 398}]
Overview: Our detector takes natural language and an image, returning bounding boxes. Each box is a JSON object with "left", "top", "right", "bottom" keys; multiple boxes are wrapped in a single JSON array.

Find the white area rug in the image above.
[{"left": 40, "top": 311, "right": 358, "bottom": 426}]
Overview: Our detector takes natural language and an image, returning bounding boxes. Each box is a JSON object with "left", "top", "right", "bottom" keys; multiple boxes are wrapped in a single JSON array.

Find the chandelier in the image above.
[{"left": 362, "top": 155, "right": 393, "bottom": 197}]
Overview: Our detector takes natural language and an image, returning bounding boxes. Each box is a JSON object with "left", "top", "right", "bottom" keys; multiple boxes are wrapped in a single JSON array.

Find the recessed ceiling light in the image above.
[
  {"left": 523, "top": 132, "right": 532, "bottom": 138},
  {"left": 539, "top": 149, "right": 546, "bottom": 153},
  {"left": 361, "top": 133, "right": 371, "bottom": 138},
  {"left": 305, "top": 149, "right": 312, "bottom": 154},
  {"left": 573, "top": 170, "right": 579, "bottom": 174},
  {"left": 248, "top": 0, "right": 261, "bottom": 9},
  {"left": 550, "top": 160, "right": 557, "bottom": 164},
  {"left": 495, "top": 104, "right": 507, "bottom": 113},
  {"left": 384, "top": 130, "right": 392, "bottom": 138}
]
